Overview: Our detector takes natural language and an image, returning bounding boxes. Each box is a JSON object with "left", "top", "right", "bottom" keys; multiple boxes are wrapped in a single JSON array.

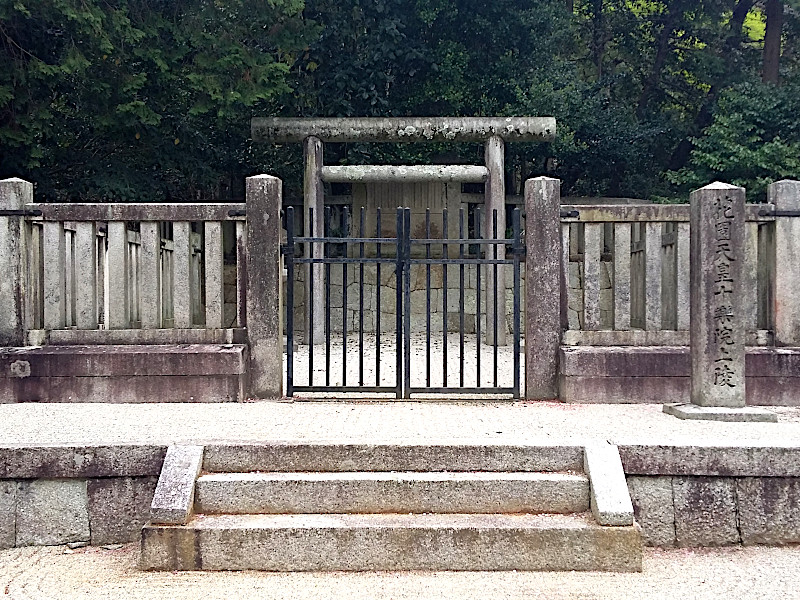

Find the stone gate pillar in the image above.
[
  {"left": 524, "top": 177, "right": 562, "bottom": 400},
  {"left": 484, "top": 135, "right": 506, "bottom": 346},
  {"left": 0, "top": 178, "right": 31, "bottom": 346},
  {"left": 246, "top": 175, "right": 284, "bottom": 399}
]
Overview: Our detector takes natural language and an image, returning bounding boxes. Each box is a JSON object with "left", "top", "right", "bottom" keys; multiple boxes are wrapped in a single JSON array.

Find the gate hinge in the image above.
[{"left": 280, "top": 244, "right": 294, "bottom": 256}]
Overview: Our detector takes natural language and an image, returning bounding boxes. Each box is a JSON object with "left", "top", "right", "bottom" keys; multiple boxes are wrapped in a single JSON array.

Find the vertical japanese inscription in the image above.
[{"left": 712, "top": 196, "right": 736, "bottom": 388}]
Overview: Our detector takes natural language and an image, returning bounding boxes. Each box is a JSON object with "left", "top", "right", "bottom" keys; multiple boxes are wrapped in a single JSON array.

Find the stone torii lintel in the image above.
[{"left": 251, "top": 116, "right": 556, "bottom": 144}]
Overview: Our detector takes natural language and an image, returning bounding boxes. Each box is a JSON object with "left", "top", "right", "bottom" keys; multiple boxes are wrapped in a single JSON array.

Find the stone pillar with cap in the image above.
[
  {"left": 245, "top": 174, "right": 284, "bottom": 398},
  {"left": 524, "top": 176, "right": 562, "bottom": 399},
  {"left": 0, "top": 178, "right": 31, "bottom": 346}
]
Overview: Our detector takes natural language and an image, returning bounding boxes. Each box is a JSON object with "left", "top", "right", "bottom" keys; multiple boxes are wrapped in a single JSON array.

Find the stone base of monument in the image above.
[{"left": 663, "top": 402, "right": 778, "bottom": 423}]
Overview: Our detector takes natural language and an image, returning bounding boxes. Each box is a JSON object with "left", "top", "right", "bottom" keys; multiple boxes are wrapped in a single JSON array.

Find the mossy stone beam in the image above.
[
  {"left": 321, "top": 165, "right": 488, "bottom": 183},
  {"left": 252, "top": 117, "right": 556, "bottom": 143}
]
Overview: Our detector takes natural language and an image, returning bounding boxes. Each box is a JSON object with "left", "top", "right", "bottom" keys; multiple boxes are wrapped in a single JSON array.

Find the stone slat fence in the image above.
[
  {"left": 2, "top": 178, "right": 247, "bottom": 347},
  {"left": 560, "top": 203, "right": 775, "bottom": 346},
  {"left": 3, "top": 175, "right": 800, "bottom": 402}
]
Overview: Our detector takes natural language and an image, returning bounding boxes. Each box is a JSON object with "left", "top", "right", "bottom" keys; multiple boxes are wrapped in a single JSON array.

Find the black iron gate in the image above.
[{"left": 283, "top": 206, "right": 522, "bottom": 398}]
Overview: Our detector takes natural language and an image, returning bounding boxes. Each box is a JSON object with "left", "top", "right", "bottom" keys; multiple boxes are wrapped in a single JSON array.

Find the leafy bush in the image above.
[{"left": 666, "top": 81, "right": 800, "bottom": 201}]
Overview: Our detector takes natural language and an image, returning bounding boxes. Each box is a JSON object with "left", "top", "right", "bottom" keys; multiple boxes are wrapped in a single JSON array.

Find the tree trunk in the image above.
[
  {"left": 762, "top": 0, "right": 783, "bottom": 84},
  {"left": 668, "top": 0, "right": 755, "bottom": 171},
  {"left": 636, "top": 3, "right": 683, "bottom": 120},
  {"left": 592, "top": 0, "right": 604, "bottom": 80}
]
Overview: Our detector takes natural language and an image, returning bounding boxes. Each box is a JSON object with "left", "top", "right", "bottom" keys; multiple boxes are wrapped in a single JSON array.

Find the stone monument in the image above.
[{"left": 664, "top": 182, "right": 776, "bottom": 422}]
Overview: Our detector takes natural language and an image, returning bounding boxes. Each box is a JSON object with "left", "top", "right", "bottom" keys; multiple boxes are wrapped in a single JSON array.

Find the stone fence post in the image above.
[
  {"left": 769, "top": 180, "right": 800, "bottom": 346},
  {"left": 245, "top": 175, "right": 283, "bottom": 398},
  {"left": 524, "top": 176, "right": 562, "bottom": 399},
  {"left": 0, "top": 178, "right": 31, "bottom": 346}
]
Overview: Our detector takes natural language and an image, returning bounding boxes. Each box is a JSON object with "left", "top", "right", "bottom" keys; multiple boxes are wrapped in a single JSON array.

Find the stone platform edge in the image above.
[
  {"left": 560, "top": 346, "right": 800, "bottom": 405},
  {"left": 0, "top": 344, "right": 248, "bottom": 403},
  {"left": 1, "top": 441, "right": 799, "bottom": 551}
]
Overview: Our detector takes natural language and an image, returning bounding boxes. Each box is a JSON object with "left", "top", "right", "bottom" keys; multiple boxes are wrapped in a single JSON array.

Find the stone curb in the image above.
[
  {"left": 584, "top": 443, "right": 634, "bottom": 526},
  {"left": 149, "top": 445, "right": 204, "bottom": 525}
]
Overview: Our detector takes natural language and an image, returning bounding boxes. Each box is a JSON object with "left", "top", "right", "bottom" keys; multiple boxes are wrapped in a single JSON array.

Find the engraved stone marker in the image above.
[
  {"left": 664, "top": 182, "right": 776, "bottom": 422},
  {"left": 691, "top": 183, "right": 746, "bottom": 407}
]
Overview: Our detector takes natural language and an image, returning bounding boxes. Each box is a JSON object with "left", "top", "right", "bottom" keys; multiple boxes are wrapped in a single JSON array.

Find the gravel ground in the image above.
[
  {"left": 2, "top": 543, "right": 800, "bottom": 600},
  {"left": 0, "top": 402, "right": 798, "bottom": 447},
  {"left": 289, "top": 334, "right": 521, "bottom": 394}
]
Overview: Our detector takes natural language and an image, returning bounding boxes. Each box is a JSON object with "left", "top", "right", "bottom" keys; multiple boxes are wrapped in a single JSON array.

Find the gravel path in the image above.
[
  {"left": 1, "top": 402, "right": 798, "bottom": 447},
  {"left": 2, "top": 544, "right": 800, "bottom": 600}
]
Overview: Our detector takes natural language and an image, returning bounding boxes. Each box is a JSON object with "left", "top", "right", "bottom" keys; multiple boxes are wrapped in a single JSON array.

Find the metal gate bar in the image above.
[
  {"left": 285, "top": 206, "right": 403, "bottom": 395},
  {"left": 284, "top": 206, "right": 522, "bottom": 398},
  {"left": 403, "top": 206, "right": 522, "bottom": 398}
]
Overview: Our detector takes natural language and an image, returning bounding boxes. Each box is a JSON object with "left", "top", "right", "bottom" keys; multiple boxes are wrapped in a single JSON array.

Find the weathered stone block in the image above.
[
  {"left": 447, "top": 289, "right": 477, "bottom": 314},
  {"left": 378, "top": 288, "right": 397, "bottom": 314},
  {"left": 150, "top": 445, "right": 203, "bottom": 525},
  {"left": 584, "top": 443, "right": 633, "bottom": 526},
  {"left": 567, "top": 288, "right": 584, "bottom": 312},
  {"left": 329, "top": 283, "right": 343, "bottom": 309},
  {"left": 627, "top": 476, "right": 675, "bottom": 547},
  {"left": 737, "top": 477, "right": 800, "bottom": 545},
  {"left": 599, "top": 262, "right": 612, "bottom": 289},
  {"left": 673, "top": 477, "right": 739, "bottom": 546},
  {"left": 16, "top": 479, "right": 90, "bottom": 546},
  {"left": 0, "top": 480, "right": 16, "bottom": 549},
  {"left": 0, "top": 445, "right": 165, "bottom": 479},
  {"left": 568, "top": 309, "right": 581, "bottom": 330},
  {"left": 568, "top": 262, "right": 581, "bottom": 289},
  {"left": 599, "top": 289, "right": 613, "bottom": 312},
  {"left": 88, "top": 476, "right": 158, "bottom": 545},
  {"left": 620, "top": 445, "right": 800, "bottom": 478}
]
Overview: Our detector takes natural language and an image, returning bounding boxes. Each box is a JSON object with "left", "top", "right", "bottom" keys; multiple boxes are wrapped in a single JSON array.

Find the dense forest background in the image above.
[{"left": 1, "top": 0, "right": 799, "bottom": 202}]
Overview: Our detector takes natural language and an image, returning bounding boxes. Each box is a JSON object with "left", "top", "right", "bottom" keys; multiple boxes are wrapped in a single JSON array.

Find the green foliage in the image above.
[
  {"left": 0, "top": 0, "right": 310, "bottom": 200},
  {"left": 666, "top": 81, "right": 800, "bottom": 200},
  {"left": 1, "top": 0, "right": 800, "bottom": 201}
]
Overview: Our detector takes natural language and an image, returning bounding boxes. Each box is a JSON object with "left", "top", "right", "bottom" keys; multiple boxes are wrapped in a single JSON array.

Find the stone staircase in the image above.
[{"left": 140, "top": 442, "right": 642, "bottom": 572}]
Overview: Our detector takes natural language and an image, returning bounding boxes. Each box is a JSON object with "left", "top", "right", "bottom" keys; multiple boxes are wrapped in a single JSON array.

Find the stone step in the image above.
[
  {"left": 194, "top": 471, "right": 590, "bottom": 515},
  {"left": 141, "top": 512, "right": 642, "bottom": 572},
  {"left": 202, "top": 443, "right": 584, "bottom": 473}
]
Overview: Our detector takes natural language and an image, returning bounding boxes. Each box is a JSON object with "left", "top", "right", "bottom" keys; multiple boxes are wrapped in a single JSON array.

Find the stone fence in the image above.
[
  {"left": 0, "top": 176, "right": 283, "bottom": 399},
  {"left": 3, "top": 176, "right": 800, "bottom": 402}
]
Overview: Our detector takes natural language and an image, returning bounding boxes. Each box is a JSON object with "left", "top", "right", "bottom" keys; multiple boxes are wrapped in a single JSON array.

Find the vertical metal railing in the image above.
[{"left": 285, "top": 206, "right": 522, "bottom": 398}]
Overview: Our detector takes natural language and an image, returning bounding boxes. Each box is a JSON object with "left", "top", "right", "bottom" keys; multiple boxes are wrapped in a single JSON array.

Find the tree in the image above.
[{"left": 0, "top": 0, "right": 311, "bottom": 200}]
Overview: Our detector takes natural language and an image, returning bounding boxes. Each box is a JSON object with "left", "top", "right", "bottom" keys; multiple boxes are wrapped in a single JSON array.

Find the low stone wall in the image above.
[
  {"left": 621, "top": 445, "right": 800, "bottom": 547},
  {"left": 2, "top": 443, "right": 798, "bottom": 550},
  {"left": 627, "top": 475, "right": 800, "bottom": 546},
  {"left": 0, "top": 345, "right": 248, "bottom": 403},
  {"left": 0, "top": 445, "right": 164, "bottom": 549},
  {"left": 1, "top": 477, "right": 157, "bottom": 548},
  {"left": 560, "top": 346, "right": 800, "bottom": 405}
]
